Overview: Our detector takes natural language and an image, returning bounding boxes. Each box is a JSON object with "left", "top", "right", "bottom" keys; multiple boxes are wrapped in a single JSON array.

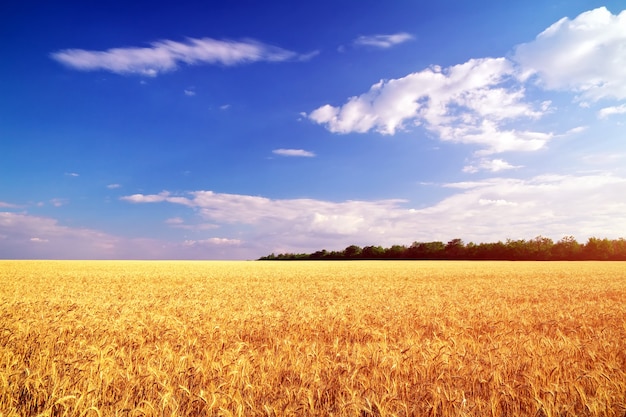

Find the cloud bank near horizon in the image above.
[
  {"left": 3, "top": 171, "right": 625, "bottom": 259},
  {"left": 119, "top": 172, "right": 626, "bottom": 256}
]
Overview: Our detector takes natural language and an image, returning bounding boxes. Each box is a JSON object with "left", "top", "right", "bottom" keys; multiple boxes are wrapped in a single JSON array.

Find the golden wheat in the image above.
[{"left": 1, "top": 260, "right": 625, "bottom": 416}]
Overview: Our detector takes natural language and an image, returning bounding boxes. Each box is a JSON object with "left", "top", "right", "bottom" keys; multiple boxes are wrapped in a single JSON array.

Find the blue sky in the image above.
[{"left": 2, "top": 0, "right": 626, "bottom": 259}]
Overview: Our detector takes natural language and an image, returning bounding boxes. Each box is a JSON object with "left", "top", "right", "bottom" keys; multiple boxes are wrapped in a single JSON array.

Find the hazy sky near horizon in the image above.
[{"left": 2, "top": 1, "right": 626, "bottom": 259}]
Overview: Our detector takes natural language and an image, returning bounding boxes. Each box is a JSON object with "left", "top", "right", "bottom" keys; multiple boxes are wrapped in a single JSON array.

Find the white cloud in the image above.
[
  {"left": 51, "top": 37, "right": 306, "bottom": 76},
  {"left": 478, "top": 199, "right": 518, "bottom": 207},
  {"left": 0, "top": 211, "right": 119, "bottom": 258},
  {"left": 165, "top": 217, "right": 218, "bottom": 230},
  {"left": 220, "top": 104, "right": 231, "bottom": 110},
  {"left": 308, "top": 57, "right": 551, "bottom": 154},
  {"left": 565, "top": 126, "right": 587, "bottom": 134},
  {"left": 183, "top": 238, "right": 241, "bottom": 247},
  {"left": 120, "top": 174, "right": 626, "bottom": 255},
  {"left": 0, "top": 211, "right": 245, "bottom": 259},
  {"left": 65, "top": 172, "right": 79, "bottom": 177},
  {"left": 442, "top": 181, "right": 488, "bottom": 190},
  {"left": 3, "top": 171, "right": 625, "bottom": 259},
  {"left": 514, "top": 7, "right": 626, "bottom": 101},
  {"left": 463, "top": 158, "right": 523, "bottom": 173},
  {"left": 354, "top": 33, "right": 414, "bottom": 48},
  {"left": 580, "top": 152, "right": 626, "bottom": 165},
  {"left": 0, "top": 201, "right": 20, "bottom": 208},
  {"left": 184, "top": 89, "right": 196, "bottom": 96},
  {"left": 122, "top": 190, "right": 407, "bottom": 247},
  {"left": 598, "top": 104, "right": 626, "bottom": 119},
  {"left": 107, "top": 183, "right": 121, "bottom": 189},
  {"left": 299, "top": 50, "right": 321, "bottom": 61},
  {"left": 50, "top": 198, "right": 68, "bottom": 207},
  {"left": 272, "top": 148, "right": 316, "bottom": 157},
  {"left": 310, "top": 8, "right": 626, "bottom": 158},
  {"left": 120, "top": 191, "right": 190, "bottom": 204}
]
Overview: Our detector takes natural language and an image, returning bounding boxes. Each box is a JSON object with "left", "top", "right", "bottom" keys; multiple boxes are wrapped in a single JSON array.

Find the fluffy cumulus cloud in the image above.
[
  {"left": 353, "top": 32, "right": 414, "bottom": 48},
  {"left": 598, "top": 104, "right": 626, "bottom": 119},
  {"left": 308, "top": 58, "right": 550, "bottom": 155},
  {"left": 309, "top": 7, "right": 626, "bottom": 164},
  {"left": 514, "top": 7, "right": 626, "bottom": 101},
  {"left": 463, "top": 158, "right": 522, "bottom": 173},
  {"left": 272, "top": 148, "right": 316, "bottom": 157},
  {"left": 51, "top": 37, "right": 305, "bottom": 76},
  {"left": 120, "top": 173, "right": 626, "bottom": 256}
]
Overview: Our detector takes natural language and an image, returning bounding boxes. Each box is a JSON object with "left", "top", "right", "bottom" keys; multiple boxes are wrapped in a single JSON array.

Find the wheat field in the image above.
[{"left": 1, "top": 260, "right": 625, "bottom": 416}]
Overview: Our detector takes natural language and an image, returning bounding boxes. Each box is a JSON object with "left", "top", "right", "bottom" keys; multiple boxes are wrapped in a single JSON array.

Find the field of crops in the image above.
[{"left": 1, "top": 260, "right": 625, "bottom": 416}]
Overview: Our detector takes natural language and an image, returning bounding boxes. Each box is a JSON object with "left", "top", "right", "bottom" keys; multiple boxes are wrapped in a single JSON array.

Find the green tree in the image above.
[
  {"left": 505, "top": 239, "right": 530, "bottom": 260},
  {"left": 584, "top": 237, "right": 613, "bottom": 260},
  {"left": 344, "top": 245, "right": 362, "bottom": 259},
  {"left": 611, "top": 238, "right": 626, "bottom": 260},
  {"left": 385, "top": 244, "right": 407, "bottom": 258},
  {"left": 552, "top": 236, "right": 581, "bottom": 260},
  {"left": 310, "top": 249, "right": 329, "bottom": 259},
  {"left": 530, "top": 236, "right": 554, "bottom": 260},
  {"left": 445, "top": 239, "right": 465, "bottom": 258},
  {"left": 408, "top": 241, "right": 445, "bottom": 258},
  {"left": 362, "top": 245, "right": 385, "bottom": 259}
]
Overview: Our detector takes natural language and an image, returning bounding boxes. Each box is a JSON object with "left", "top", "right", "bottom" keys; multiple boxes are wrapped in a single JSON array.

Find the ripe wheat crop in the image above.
[{"left": 1, "top": 260, "right": 625, "bottom": 416}]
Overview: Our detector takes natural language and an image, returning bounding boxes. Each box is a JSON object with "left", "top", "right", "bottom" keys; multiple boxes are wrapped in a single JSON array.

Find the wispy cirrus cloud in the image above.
[
  {"left": 165, "top": 217, "right": 185, "bottom": 225},
  {"left": 165, "top": 217, "right": 218, "bottom": 230},
  {"left": 353, "top": 32, "right": 414, "bottom": 48},
  {"left": 50, "top": 198, "right": 68, "bottom": 207},
  {"left": 51, "top": 37, "right": 308, "bottom": 76},
  {"left": 272, "top": 148, "right": 316, "bottom": 157},
  {"left": 183, "top": 238, "right": 241, "bottom": 247},
  {"left": 581, "top": 152, "right": 626, "bottom": 165}
]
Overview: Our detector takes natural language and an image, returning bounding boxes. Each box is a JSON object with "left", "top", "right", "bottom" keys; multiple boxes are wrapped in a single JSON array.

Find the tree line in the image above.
[{"left": 259, "top": 236, "right": 626, "bottom": 261}]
